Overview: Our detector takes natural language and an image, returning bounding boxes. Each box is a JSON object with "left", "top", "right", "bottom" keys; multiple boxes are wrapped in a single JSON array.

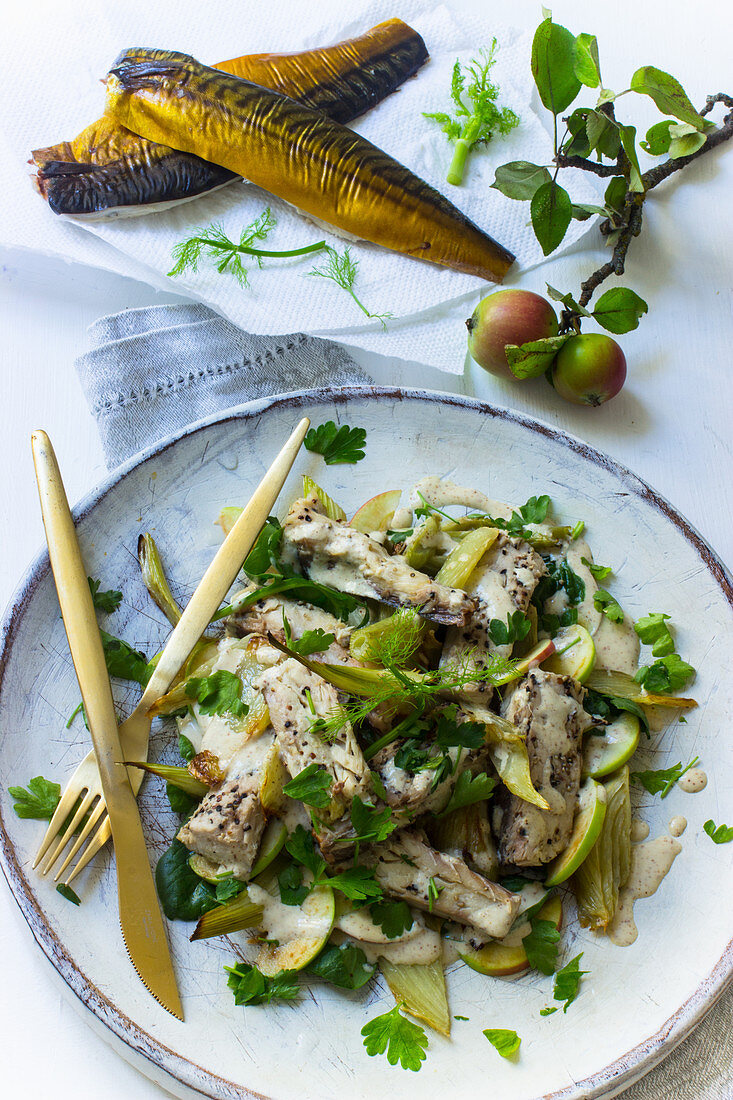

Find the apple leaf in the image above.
[
  {"left": 641, "top": 120, "right": 675, "bottom": 156},
  {"left": 531, "top": 180, "right": 573, "bottom": 256},
  {"left": 630, "top": 67, "right": 707, "bottom": 131},
  {"left": 619, "top": 126, "right": 645, "bottom": 193},
  {"left": 592, "top": 287, "right": 649, "bottom": 333},
  {"left": 492, "top": 161, "right": 551, "bottom": 201},
  {"left": 573, "top": 33, "right": 601, "bottom": 89},
  {"left": 505, "top": 335, "right": 570, "bottom": 380},
  {"left": 532, "top": 17, "right": 582, "bottom": 115}
]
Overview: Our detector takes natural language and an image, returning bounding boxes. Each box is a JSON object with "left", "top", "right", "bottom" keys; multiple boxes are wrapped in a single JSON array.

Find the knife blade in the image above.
[{"left": 31, "top": 430, "right": 184, "bottom": 1020}]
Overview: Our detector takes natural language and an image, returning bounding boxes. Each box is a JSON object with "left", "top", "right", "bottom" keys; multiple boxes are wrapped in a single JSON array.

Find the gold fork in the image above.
[{"left": 32, "top": 417, "right": 310, "bottom": 885}]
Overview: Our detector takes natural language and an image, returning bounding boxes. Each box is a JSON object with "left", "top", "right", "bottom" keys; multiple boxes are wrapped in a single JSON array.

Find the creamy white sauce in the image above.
[
  {"left": 669, "top": 816, "right": 687, "bottom": 837},
  {"left": 408, "top": 476, "right": 514, "bottom": 521},
  {"left": 608, "top": 835, "right": 682, "bottom": 946},
  {"left": 679, "top": 768, "right": 707, "bottom": 793},
  {"left": 364, "top": 926, "right": 442, "bottom": 966},
  {"left": 391, "top": 507, "right": 413, "bottom": 530},
  {"left": 592, "top": 614, "right": 640, "bottom": 677},
  {"left": 630, "top": 818, "right": 650, "bottom": 842},
  {"left": 335, "top": 906, "right": 424, "bottom": 946}
]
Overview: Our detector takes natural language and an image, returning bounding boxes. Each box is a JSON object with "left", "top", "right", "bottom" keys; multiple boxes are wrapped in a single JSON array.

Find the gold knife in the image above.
[{"left": 32, "top": 430, "right": 185, "bottom": 1020}]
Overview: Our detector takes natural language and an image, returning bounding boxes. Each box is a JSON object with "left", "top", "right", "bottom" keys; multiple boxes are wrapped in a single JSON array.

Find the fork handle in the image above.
[{"left": 137, "top": 416, "right": 310, "bottom": 710}]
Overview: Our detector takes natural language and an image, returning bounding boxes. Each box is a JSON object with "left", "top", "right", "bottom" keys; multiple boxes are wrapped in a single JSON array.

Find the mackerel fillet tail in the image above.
[{"left": 105, "top": 49, "right": 515, "bottom": 281}]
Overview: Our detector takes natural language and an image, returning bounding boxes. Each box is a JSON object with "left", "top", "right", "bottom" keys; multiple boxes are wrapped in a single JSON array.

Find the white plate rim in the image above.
[{"left": 0, "top": 385, "right": 731, "bottom": 1100}]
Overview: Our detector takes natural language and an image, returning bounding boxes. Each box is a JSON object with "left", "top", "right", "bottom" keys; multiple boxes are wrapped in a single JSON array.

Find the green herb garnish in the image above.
[
  {"left": 304, "top": 421, "right": 367, "bottom": 466},
  {"left": 631, "top": 756, "right": 699, "bottom": 798},
  {"left": 88, "top": 576, "right": 122, "bottom": 613},
  {"left": 703, "top": 820, "right": 733, "bottom": 844},
  {"left": 553, "top": 953, "right": 588, "bottom": 1011},
  {"left": 361, "top": 1003, "right": 429, "bottom": 1071},
  {"left": 184, "top": 670, "right": 247, "bottom": 718},
  {"left": 483, "top": 1028, "right": 521, "bottom": 1058},
  {"left": 368, "top": 899, "right": 414, "bottom": 940},
  {"left": 309, "top": 246, "right": 392, "bottom": 327},
  {"left": 424, "top": 41, "right": 519, "bottom": 186},
  {"left": 169, "top": 208, "right": 327, "bottom": 287},
  {"left": 635, "top": 653, "right": 695, "bottom": 693},
  {"left": 593, "top": 589, "right": 624, "bottom": 623},
  {"left": 225, "top": 962, "right": 300, "bottom": 1005},
  {"left": 9, "top": 775, "right": 61, "bottom": 819},
  {"left": 282, "top": 764, "right": 333, "bottom": 810}
]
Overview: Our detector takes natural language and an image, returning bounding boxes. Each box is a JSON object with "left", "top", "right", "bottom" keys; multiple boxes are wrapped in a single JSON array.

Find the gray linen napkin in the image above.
[
  {"left": 74, "top": 302, "right": 731, "bottom": 1098},
  {"left": 75, "top": 303, "right": 372, "bottom": 468}
]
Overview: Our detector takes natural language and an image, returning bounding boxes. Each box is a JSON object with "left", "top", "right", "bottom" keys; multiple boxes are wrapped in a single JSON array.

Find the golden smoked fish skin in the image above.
[
  {"left": 33, "top": 19, "right": 428, "bottom": 217},
  {"left": 105, "top": 49, "right": 514, "bottom": 280}
]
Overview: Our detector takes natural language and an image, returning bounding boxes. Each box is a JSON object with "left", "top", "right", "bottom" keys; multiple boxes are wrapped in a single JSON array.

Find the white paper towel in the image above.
[{"left": 0, "top": 0, "right": 603, "bottom": 370}]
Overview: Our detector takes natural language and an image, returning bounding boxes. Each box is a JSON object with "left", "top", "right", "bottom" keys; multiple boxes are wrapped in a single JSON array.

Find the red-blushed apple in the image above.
[
  {"left": 551, "top": 333, "right": 627, "bottom": 406},
  {"left": 466, "top": 289, "right": 558, "bottom": 380}
]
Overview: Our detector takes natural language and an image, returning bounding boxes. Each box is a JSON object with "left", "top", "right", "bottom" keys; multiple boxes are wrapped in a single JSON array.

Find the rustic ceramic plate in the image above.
[{"left": 0, "top": 388, "right": 731, "bottom": 1100}]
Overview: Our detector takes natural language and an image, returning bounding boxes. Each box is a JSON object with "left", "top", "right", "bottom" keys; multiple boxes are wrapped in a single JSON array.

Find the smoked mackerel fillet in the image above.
[
  {"left": 33, "top": 20, "right": 430, "bottom": 217},
  {"left": 104, "top": 49, "right": 515, "bottom": 279}
]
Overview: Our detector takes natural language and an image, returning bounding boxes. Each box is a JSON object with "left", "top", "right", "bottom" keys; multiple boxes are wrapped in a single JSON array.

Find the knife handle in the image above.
[
  {"left": 137, "top": 415, "right": 310, "bottom": 711},
  {"left": 31, "top": 431, "right": 125, "bottom": 790}
]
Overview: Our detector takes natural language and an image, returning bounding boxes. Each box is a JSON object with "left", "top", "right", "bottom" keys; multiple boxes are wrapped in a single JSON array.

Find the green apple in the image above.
[
  {"left": 542, "top": 624, "right": 596, "bottom": 682},
  {"left": 350, "top": 489, "right": 402, "bottom": 533},
  {"left": 582, "top": 714, "right": 640, "bottom": 779},
  {"left": 250, "top": 819, "right": 289, "bottom": 879},
  {"left": 459, "top": 895, "right": 563, "bottom": 976},
  {"left": 545, "top": 778, "right": 607, "bottom": 886},
  {"left": 257, "top": 882, "right": 335, "bottom": 976}
]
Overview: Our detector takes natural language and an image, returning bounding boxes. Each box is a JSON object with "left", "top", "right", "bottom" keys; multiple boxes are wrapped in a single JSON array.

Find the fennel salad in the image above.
[{"left": 13, "top": 420, "right": 709, "bottom": 1071}]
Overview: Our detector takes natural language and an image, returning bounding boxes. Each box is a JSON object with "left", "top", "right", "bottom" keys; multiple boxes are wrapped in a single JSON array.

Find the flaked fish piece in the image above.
[
  {"left": 227, "top": 587, "right": 352, "bottom": 651},
  {"left": 369, "top": 828, "right": 520, "bottom": 938},
  {"left": 177, "top": 773, "right": 265, "bottom": 881},
  {"left": 281, "top": 497, "right": 474, "bottom": 626},
  {"left": 497, "top": 669, "right": 590, "bottom": 867},
  {"left": 257, "top": 657, "right": 370, "bottom": 813},
  {"left": 441, "top": 533, "right": 546, "bottom": 671}
]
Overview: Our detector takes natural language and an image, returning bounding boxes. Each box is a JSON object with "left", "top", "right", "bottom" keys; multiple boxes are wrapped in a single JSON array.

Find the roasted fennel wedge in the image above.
[
  {"left": 572, "top": 766, "right": 632, "bottom": 931},
  {"left": 379, "top": 957, "right": 451, "bottom": 1036}
]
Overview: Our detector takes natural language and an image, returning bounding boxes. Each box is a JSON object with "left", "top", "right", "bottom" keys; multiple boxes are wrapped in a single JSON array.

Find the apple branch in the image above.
[{"left": 557, "top": 94, "right": 733, "bottom": 332}]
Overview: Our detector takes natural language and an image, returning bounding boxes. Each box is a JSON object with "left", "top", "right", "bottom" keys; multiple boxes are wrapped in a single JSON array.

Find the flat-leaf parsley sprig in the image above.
[
  {"left": 304, "top": 421, "right": 367, "bottom": 465},
  {"left": 168, "top": 208, "right": 328, "bottom": 287},
  {"left": 309, "top": 246, "right": 393, "bottom": 328},
  {"left": 424, "top": 41, "right": 519, "bottom": 185}
]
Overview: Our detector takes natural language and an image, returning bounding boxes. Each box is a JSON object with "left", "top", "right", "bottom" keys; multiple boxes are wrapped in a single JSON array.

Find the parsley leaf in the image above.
[
  {"left": 308, "top": 942, "right": 376, "bottom": 989},
  {"left": 178, "top": 733, "right": 196, "bottom": 762},
  {"left": 242, "top": 517, "right": 282, "bottom": 580},
  {"left": 631, "top": 756, "right": 699, "bottom": 798},
  {"left": 522, "top": 917, "right": 561, "bottom": 975},
  {"left": 634, "top": 612, "right": 674, "bottom": 657},
  {"left": 56, "top": 883, "right": 81, "bottom": 905},
  {"left": 553, "top": 953, "right": 588, "bottom": 1012},
  {"left": 488, "top": 610, "right": 531, "bottom": 647},
  {"left": 434, "top": 708, "right": 485, "bottom": 751},
  {"left": 351, "top": 796, "right": 398, "bottom": 846},
  {"left": 438, "top": 771, "right": 496, "bottom": 817},
  {"left": 214, "top": 874, "right": 243, "bottom": 904},
  {"left": 703, "top": 820, "right": 733, "bottom": 844},
  {"left": 100, "top": 630, "right": 150, "bottom": 685},
  {"left": 540, "top": 1006, "right": 558, "bottom": 1016},
  {"left": 517, "top": 494, "right": 552, "bottom": 525},
  {"left": 499, "top": 875, "right": 532, "bottom": 892},
  {"left": 185, "top": 670, "right": 247, "bottom": 718},
  {"left": 635, "top": 653, "right": 695, "bottom": 693},
  {"left": 88, "top": 576, "right": 122, "bottom": 613},
  {"left": 580, "top": 557, "right": 612, "bottom": 581},
  {"left": 225, "top": 962, "right": 300, "bottom": 1006},
  {"left": 454, "top": 1015, "right": 470, "bottom": 1021},
  {"left": 369, "top": 899, "right": 414, "bottom": 939},
  {"left": 326, "top": 865, "right": 383, "bottom": 902},
  {"left": 289, "top": 628, "right": 336, "bottom": 656},
  {"left": 8, "top": 776, "right": 60, "bottom": 819},
  {"left": 361, "top": 1003, "right": 428, "bottom": 1071},
  {"left": 282, "top": 764, "right": 334, "bottom": 809},
  {"left": 483, "top": 1029, "right": 521, "bottom": 1058},
  {"left": 593, "top": 589, "right": 624, "bottom": 623},
  {"left": 278, "top": 863, "right": 309, "bottom": 906},
  {"left": 304, "top": 421, "right": 367, "bottom": 465},
  {"left": 285, "top": 826, "right": 326, "bottom": 879},
  {"left": 584, "top": 688, "right": 650, "bottom": 735}
]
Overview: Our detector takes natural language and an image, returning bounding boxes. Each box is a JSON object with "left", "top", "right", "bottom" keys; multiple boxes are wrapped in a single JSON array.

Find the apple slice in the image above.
[
  {"left": 582, "top": 714, "right": 640, "bottom": 779},
  {"left": 256, "top": 882, "right": 335, "bottom": 976},
  {"left": 545, "top": 778, "right": 607, "bottom": 886},
  {"left": 350, "top": 489, "right": 402, "bottom": 534},
  {"left": 542, "top": 624, "right": 596, "bottom": 682},
  {"left": 513, "top": 638, "right": 556, "bottom": 677},
  {"left": 459, "top": 895, "right": 563, "bottom": 976},
  {"left": 250, "top": 819, "right": 289, "bottom": 879}
]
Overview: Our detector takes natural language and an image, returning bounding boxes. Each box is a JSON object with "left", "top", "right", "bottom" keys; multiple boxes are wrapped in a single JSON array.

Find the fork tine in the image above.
[
  {"left": 60, "top": 809, "right": 112, "bottom": 886},
  {"left": 38, "top": 788, "right": 98, "bottom": 876},
  {"left": 32, "top": 780, "right": 93, "bottom": 870}
]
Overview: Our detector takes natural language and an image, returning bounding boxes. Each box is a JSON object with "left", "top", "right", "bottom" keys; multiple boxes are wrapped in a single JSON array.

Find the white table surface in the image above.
[{"left": 1, "top": 0, "right": 732, "bottom": 1097}]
